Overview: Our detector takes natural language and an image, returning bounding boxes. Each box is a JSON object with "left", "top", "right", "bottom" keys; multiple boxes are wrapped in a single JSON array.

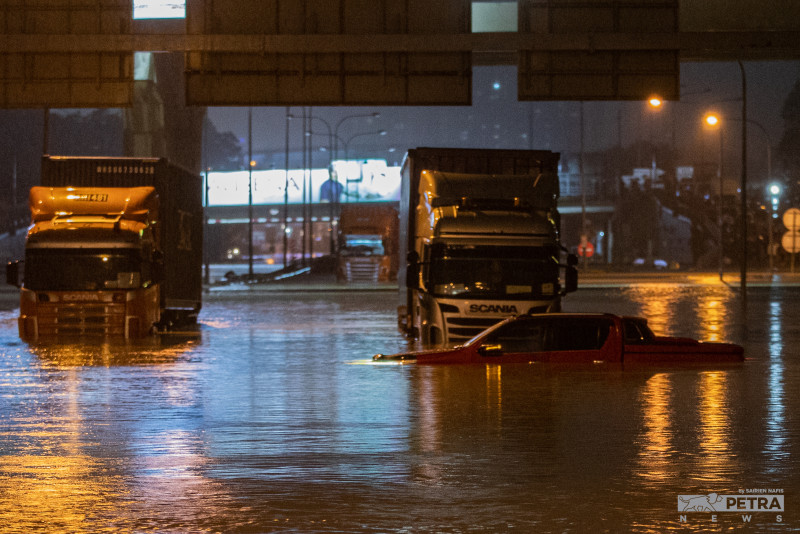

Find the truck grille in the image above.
[
  {"left": 445, "top": 317, "right": 504, "bottom": 341},
  {"left": 37, "top": 302, "right": 127, "bottom": 336},
  {"left": 344, "top": 258, "right": 380, "bottom": 283},
  {"left": 444, "top": 304, "right": 552, "bottom": 342}
]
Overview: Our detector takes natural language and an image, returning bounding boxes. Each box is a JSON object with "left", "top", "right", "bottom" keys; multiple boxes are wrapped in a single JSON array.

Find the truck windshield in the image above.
[
  {"left": 341, "top": 235, "right": 384, "bottom": 256},
  {"left": 426, "top": 244, "right": 560, "bottom": 299},
  {"left": 24, "top": 248, "right": 143, "bottom": 291}
]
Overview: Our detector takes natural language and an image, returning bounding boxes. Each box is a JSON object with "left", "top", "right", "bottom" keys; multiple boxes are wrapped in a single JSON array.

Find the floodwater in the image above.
[{"left": 0, "top": 284, "right": 797, "bottom": 533}]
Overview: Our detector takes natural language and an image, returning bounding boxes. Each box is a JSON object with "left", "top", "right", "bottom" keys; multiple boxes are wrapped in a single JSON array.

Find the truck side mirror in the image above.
[
  {"left": 564, "top": 265, "right": 578, "bottom": 294},
  {"left": 6, "top": 261, "right": 20, "bottom": 288},
  {"left": 405, "top": 251, "right": 419, "bottom": 289},
  {"left": 151, "top": 251, "right": 165, "bottom": 284},
  {"left": 567, "top": 253, "right": 578, "bottom": 267}
]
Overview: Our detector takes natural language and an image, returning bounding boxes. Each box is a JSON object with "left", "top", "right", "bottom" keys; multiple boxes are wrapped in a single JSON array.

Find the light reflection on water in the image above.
[
  {"left": 766, "top": 299, "right": 788, "bottom": 472},
  {"left": 696, "top": 371, "right": 737, "bottom": 484},
  {"left": 635, "top": 373, "right": 675, "bottom": 485},
  {"left": 568, "top": 284, "right": 739, "bottom": 341},
  {"left": 0, "top": 287, "right": 797, "bottom": 531}
]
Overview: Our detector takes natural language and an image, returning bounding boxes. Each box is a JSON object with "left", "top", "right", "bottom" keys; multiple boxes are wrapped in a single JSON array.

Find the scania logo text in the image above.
[{"left": 469, "top": 304, "right": 519, "bottom": 314}]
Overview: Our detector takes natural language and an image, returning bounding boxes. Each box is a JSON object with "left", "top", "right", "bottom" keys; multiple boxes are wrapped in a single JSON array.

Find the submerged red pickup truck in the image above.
[{"left": 373, "top": 313, "right": 744, "bottom": 365}]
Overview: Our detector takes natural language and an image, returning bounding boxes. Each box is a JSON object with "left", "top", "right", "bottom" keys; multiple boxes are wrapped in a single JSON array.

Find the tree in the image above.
[
  {"left": 48, "top": 109, "right": 124, "bottom": 156},
  {"left": 777, "top": 77, "right": 800, "bottom": 204},
  {"left": 202, "top": 117, "right": 243, "bottom": 171}
]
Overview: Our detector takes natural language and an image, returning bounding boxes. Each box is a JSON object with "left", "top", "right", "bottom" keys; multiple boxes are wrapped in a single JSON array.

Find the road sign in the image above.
[
  {"left": 782, "top": 231, "right": 800, "bottom": 254},
  {"left": 578, "top": 241, "right": 594, "bottom": 258},
  {"left": 783, "top": 208, "right": 800, "bottom": 230}
]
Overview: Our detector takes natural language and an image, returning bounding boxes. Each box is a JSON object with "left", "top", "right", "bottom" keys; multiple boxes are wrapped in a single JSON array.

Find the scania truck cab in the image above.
[
  {"left": 8, "top": 186, "right": 163, "bottom": 338},
  {"left": 398, "top": 148, "right": 577, "bottom": 347}
]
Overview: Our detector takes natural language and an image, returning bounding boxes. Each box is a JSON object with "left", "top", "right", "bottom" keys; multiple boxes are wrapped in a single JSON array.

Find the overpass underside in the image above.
[
  {"left": 0, "top": 1, "right": 798, "bottom": 172},
  {"left": 0, "top": 1, "right": 798, "bottom": 109}
]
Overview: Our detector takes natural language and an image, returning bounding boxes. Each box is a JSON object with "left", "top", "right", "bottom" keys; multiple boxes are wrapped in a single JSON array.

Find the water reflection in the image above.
[
  {"left": 695, "top": 293, "right": 734, "bottom": 342},
  {"left": 0, "top": 454, "right": 128, "bottom": 533},
  {"left": 27, "top": 332, "right": 201, "bottom": 367},
  {"left": 696, "top": 371, "right": 736, "bottom": 484},
  {"left": 765, "top": 299, "right": 787, "bottom": 471},
  {"left": 621, "top": 285, "right": 737, "bottom": 342},
  {"left": 634, "top": 369, "right": 739, "bottom": 489},
  {"left": 635, "top": 373, "right": 676, "bottom": 486},
  {"left": 624, "top": 284, "right": 678, "bottom": 335},
  {"left": 0, "top": 289, "right": 798, "bottom": 531}
]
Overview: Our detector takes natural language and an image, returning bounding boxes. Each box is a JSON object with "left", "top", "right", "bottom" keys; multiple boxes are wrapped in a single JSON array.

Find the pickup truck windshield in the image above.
[
  {"left": 25, "top": 248, "right": 144, "bottom": 291},
  {"left": 483, "top": 316, "right": 613, "bottom": 352},
  {"left": 426, "top": 244, "right": 560, "bottom": 299}
]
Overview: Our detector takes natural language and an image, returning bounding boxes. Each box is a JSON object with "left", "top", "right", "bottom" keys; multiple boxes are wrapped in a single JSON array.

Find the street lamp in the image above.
[
  {"left": 704, "top": 112, "right": 724, "bottom": 281},
  {"left": 341, "top": 129, "right": 388, "bottom": 161},
  {"left": 290, "top": 111, "right": 380, "bottom": 253},
  {"left": 336, "top": 130, "right": 388, "bottom": 202},
  {"left": 646, "top": 97, "right": 665, "bottom": 190},
  {"left": 333, "top": 112, "right": 380, "bottom": 160},
  {"left": 707, "top": 109, "right": 774, "bottom": 283},
  {"left": 303, "top": 123, "right": 338, "bottom": 255}
]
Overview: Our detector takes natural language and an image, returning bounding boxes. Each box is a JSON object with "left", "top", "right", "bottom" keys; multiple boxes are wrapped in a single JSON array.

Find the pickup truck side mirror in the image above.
[{"left": 6, "top": 261, "right": 20, "bottom": 288}]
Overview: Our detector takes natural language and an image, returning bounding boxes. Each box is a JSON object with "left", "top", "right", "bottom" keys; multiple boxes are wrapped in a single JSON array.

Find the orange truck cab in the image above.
[
  {"left": 8, "top": 186, "right": 162, "bottom": 338},
  {"left": 6, "top": 156, "right": 204, "bottom": 340}
]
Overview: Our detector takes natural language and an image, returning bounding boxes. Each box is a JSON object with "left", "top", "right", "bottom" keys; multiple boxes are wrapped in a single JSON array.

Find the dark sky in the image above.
[{"left": 207, "top": 61, "right": 800, "bottom": 180}]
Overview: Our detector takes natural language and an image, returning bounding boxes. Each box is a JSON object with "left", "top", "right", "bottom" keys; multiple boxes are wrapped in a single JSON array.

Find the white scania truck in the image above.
[{"left": 398, "top": 147, "right": 577, "bottom": 347}]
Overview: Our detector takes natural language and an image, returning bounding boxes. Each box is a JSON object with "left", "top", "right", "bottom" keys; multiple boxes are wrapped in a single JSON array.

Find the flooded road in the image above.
[{"left": 0, "top": 284, "right": 797, "bottom": 532}]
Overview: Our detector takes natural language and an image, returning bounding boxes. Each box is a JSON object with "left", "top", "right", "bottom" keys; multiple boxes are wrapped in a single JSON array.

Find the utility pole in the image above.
[
  {"left": 248, "top": 107, "right": 254, "bottom": 279},
  {"left": 738, "top": 60, "right": 748, "bottom": 313}
]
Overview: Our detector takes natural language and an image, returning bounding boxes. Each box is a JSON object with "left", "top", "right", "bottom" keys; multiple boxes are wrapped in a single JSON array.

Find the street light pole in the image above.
[
  {"left": 704, "top": 112, "right": 725, "bottom": 280},
  {"left": 202, "top": 117, "right": 210, "bottom": 285},
  {"left": 333, "top": 112, "right": 380, "bottom": 161},
  {"left": 306, "top": 107, "right": 315, "bottom": 262},
  {"left": 718, "top": 125, "right": 724, "bottom": 281},
  {"left": 711, "top": 112, "right": 772, "bottom": 278},
  {"left": 303, "top": 116, "right": 335, "bottom": 254},
  {"left": 292, "top": 111, "right": 377, "bottom": 253},
  {"left": 301, "top": 108, "right": 308, "bottom": 266},
  {"left": 768, "top": 184, "right": 781, "bottom": 272},
  {"left": 738, "top": 60, "right": 748, "bottom": 312},
  {"left": 247, "top": 107, "right": 254, "bottom": 280},
  {"left": 283, "top": 107, "right": 290, "bottom": 269},
  {"left": 579, "top": 102, "right": 587, "bottom": 269}
]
